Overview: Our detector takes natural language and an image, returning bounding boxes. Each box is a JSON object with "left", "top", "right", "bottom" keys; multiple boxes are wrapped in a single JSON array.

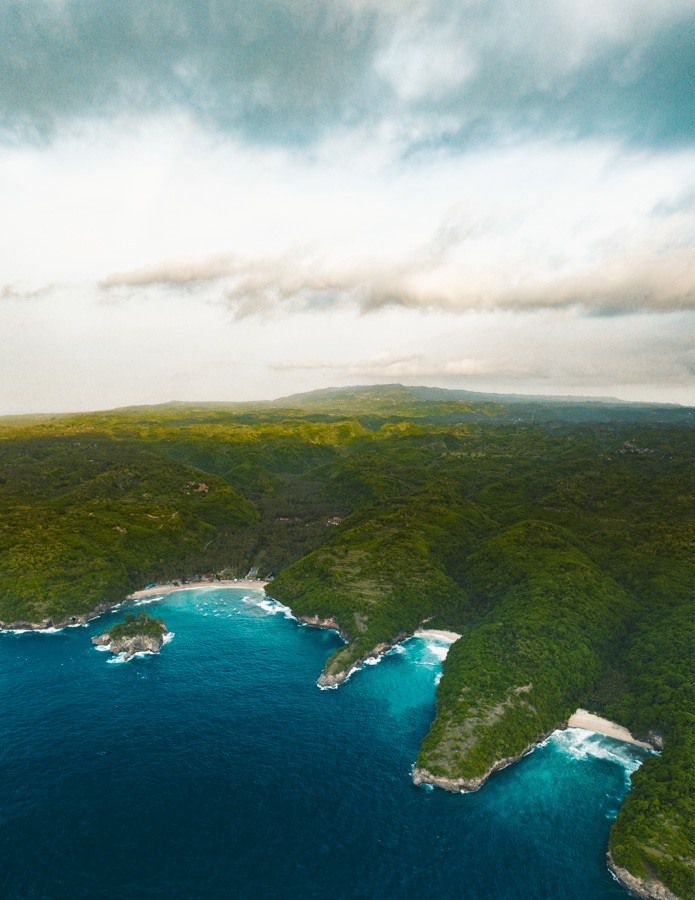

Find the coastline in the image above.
[
  {"left": 2, "top": 588, "right": 676, "bottom": 896},
  {"left": 414, "top": 628, "right": 462, "bottom": 643},
  {"left": 127, "top": 579, "right": 268, "bottom": 600},
  {"left": 413, "top": 708, "right": 660, "bottom": 794},
  {"left": 607, "top": 852, "right": 680, "bottom": 900},
  {"left": 314, "top": 626, "right": 462, "bottom": 689},
  {"left": 0, "top": 579, "right": 268, "bottom": 633},
  {"left": 567, "top": 709, "right": 654, "bottom": 750}
]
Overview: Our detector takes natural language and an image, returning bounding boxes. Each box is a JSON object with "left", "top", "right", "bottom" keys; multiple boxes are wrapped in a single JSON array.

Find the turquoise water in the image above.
[{"left": 1, "top": 588, "right": 645, "bottom": 899}]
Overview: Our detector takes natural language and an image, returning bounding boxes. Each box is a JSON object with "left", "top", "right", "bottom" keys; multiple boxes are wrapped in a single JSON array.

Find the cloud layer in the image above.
[
  {"left": 1, "top": 1, "right": 693, "bottom": 410},
  {"left": 1, "top": 0, "right": 694, "bottom": 149}
]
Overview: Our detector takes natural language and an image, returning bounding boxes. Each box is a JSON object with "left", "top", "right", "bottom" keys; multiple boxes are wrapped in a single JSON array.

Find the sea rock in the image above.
[
  {"left": 91, "top": 630, "right": 167, "bottom": 660},
  {"left": 607, "top": 852, "right": 680, "bottom": 900},
  {"left": 298, "top": 614, "right": 348, "bottom": 640}
]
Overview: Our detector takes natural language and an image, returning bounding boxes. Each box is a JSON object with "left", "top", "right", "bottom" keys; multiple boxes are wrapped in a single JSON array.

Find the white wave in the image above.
[
  {"left": 132, "top": 596, "right": 163, "bottom": 606},
  {"left": 107, "top": 649, "right": 158, "bottom": 664},
  {"left": 253, "top": 597, "right": 296, "bottom": 620},
  {"left": 5, "top": 625, "right": 64, "bottom": 635},
  {"left": 94, "top": 643, "right": 111, "bottom": 652},
  {"left": 403, "top": 634, "right": 455, "bottom": 669},
  {"left": 549, "top": 727, "right": 649, "bottom": 776},
  {"left": 425, "top": 642, "right": 450, "bottom": 662},
  {"left": 162, "top": 631, "right": 175, "bottom": 645}
]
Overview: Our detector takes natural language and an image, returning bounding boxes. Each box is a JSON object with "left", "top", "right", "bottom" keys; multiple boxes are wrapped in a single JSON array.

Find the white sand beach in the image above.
[
  {"left": 127, "top": 579, "right": 268, "bottom": 600},
  {"left": 414, "top": 628, "right": 462, "bottom": 643},
  {"left": 567, "top": 709, "right": 653, "bottom": 749}
]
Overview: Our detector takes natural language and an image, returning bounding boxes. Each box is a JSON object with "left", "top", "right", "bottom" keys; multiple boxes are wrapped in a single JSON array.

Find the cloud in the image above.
[
  {"left": 98, "top": 256, "right": 239, "bottom": 289},
  {"left": 269, "top": 317, "right": 695, "bottom": 391},
  {"left": 0, "top": 0, "right": 693, "bottom": 150},
  {"left": 1, "top": 283, "right": 55, "bottom": 301},
  {"left": 272, "top": 352, "right": 526, "bottom": 379},
  {"left": 99, "top": 238, "right": 695, "bottom": 319}
]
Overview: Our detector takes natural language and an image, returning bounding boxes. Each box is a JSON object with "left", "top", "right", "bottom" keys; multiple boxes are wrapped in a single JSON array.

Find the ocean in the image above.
[{"left": 0, "top": 588, "right": 647, "bottom": 899}]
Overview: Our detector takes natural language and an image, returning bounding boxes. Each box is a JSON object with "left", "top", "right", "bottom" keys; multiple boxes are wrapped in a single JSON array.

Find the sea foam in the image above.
[
  {"left": 251, "top": 597, "right": 296, "bottom": 620},
  {"left": 546, "top": 727, "right": 650, "bottom": 778}
]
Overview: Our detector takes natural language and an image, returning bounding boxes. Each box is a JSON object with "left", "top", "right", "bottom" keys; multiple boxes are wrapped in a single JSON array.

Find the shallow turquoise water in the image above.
[{"left": 0, "top": 588, "right": 646, "bottom": 899}]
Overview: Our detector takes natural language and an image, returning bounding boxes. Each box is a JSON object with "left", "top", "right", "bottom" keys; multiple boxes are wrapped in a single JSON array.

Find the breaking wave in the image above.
[{"left": 546, "top": 727, "right": 650, "bottom": 777}]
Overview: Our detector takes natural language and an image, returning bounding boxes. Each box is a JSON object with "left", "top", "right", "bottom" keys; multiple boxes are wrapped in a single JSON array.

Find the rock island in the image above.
[{"left": 92, "top": 612, "right": 170, "bottom": 660}]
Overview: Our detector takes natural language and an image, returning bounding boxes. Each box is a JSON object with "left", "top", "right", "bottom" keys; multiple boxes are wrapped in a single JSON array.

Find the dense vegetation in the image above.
[
  {"left": 0, "top": 384, "right": 692, "bottom": 896},
  {"left": 109, "top": 612, "right": 167, "bottom": 640}
]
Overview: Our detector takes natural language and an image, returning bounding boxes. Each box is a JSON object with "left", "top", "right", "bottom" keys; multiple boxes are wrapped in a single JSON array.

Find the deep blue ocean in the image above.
[{"left": 1, "top": 588, "right": 647, "bottom": 899}]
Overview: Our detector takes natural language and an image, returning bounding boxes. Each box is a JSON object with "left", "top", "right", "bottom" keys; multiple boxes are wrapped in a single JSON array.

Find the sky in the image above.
[{"left": 1, "top": 0, "right": 694, "bottom": 413}]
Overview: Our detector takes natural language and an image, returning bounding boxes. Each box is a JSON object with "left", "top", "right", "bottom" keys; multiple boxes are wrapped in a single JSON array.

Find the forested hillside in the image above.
[{"left": 1, "top": 385, "right": 692, "bottom": 897}]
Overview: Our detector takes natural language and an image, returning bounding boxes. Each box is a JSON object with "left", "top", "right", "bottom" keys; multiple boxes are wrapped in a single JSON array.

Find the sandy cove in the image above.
[
  {"left": 414, "top": 628, "right": 462, "bottom": 643},
  {"left": 414, "top": 707, "right": 659, "bottom": 794},
  {"left": 127, "top": 579, "right": 268, "bottom": 600},
  {"left": 567, "top": 709, "right": 654, "bottom": 750}
]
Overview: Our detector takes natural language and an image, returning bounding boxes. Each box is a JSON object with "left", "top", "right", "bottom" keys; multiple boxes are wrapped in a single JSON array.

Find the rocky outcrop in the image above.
[
  {"left": 412, "top": 744, "right": 540, "bottom": 793},
  {"left": 0, "top": 603, "right": 116, "bottom": 632},
  {"left": 317, "top": 632, "right": 412, "bottom": 688},
  {"left": 91, "top": 629, "right": 167, "bottom": 660},
  {"left": 298, "top": 614, "right": 348, "bottom": 641},
  {"left": 607, "top": 852, "right": 681, "bottom": 900}
]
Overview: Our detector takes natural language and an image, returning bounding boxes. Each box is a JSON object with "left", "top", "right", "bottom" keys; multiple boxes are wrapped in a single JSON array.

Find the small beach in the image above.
[
  {"left": 414, "top": 628, "right": 462, "bottom": 643},
  {"left": 567, "top": 709, "right": 653, "bottom": 749},
  {"left": 127, "top": 579, "right": 268, "bottom": 600}
]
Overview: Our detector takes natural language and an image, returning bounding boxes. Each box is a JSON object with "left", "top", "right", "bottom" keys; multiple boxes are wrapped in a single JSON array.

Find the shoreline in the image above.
[
  {"left": 607, "top": 851, "right": 679, "bottom": 900},
  {"left": 315, "top": 626, "right": 462, "bottom": 689},
  {"left": 566, "top": 709, "right": 654, "bottom": 750},
  {"left": 127, "top": 579, "right": 268, "bottom": 600},
  {"left": 413, "top": 628, "right": 462, "bottom": 643},
  {"left": 413, "top": 708, "right": 659, "bottom": 794},
  {"left": 0, "top": 580, "right": 268, "bottom": 633}
]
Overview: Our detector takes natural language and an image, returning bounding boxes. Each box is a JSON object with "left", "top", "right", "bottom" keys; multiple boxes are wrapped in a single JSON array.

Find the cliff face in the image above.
[
  {"left": 607, "top": 853, "right": 682, "bottom": 900},
  {"left": 91, "top": 630, "right": 166, "bottom": 660},
  {"left": 412, "top": 748, "right": 539, "bottom": 793},
  {"left": 0, "top": 604, "right": 115, "bottom": 632},
  {"left": 315, "top": 633, "right": 411, "bottom": 688}
]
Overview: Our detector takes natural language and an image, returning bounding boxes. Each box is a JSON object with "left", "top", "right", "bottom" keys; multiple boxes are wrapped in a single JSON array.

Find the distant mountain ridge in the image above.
[
  {"left": 2, "top": 383, "right": 690, "bottom": 424},
  {"left": 275, "top": 383, "right": 630, "bottom": 406}
]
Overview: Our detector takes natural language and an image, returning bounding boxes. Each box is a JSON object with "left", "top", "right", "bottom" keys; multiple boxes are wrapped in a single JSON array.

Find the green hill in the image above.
[{"left": 0, "top": 386, "right": 692, "bottom": 897}]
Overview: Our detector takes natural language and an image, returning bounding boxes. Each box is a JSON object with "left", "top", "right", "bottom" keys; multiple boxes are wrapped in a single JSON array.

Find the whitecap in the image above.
[
  {"left": 254, "top": 597, "right": 296, "bottom": 620},
  {"left": 425, "top": 642, "right": 450, "bottom": 663},
  {"left": 549, "top": 727, "right": 650, "bottom": 777},
  {"left": 107, "top": 649, "right": 159, "bottom": 664},
  {"left": 133, "top": 596, "right": 163, "bottom": 607},
  {"left": 5, "top": 625, "right": 64, "bottom": 635}
]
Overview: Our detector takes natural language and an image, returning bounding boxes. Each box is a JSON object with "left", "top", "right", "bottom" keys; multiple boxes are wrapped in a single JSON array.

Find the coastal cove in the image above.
[{"left": 1, "top": 586, "right": 652, "bottom": 899}]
